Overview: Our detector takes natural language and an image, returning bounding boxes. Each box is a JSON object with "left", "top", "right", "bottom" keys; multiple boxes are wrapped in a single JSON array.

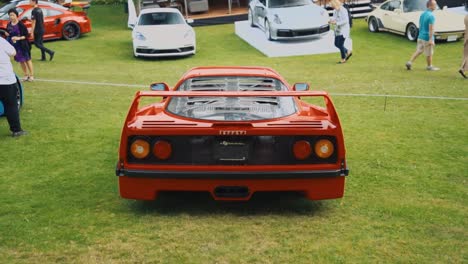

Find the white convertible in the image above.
[
  {"left": 131, "top": 8, "right": 196, "bottom": 58},
  {"left": 366, "top": 0, "right": 465, "bottom": 41},
  {"left": 248, "top": 0, "right": 330, "bottom": 41}
]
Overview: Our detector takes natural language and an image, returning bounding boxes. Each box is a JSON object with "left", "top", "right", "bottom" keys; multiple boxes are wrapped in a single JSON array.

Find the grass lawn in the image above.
[{"left": 0, "top": 5, "right": 467, "bottom": 263}]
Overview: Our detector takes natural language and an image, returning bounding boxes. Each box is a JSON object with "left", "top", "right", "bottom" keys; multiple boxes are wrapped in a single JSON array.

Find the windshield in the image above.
[
  {"left": 268, "top": 0, "right": 310, "bottom": 8},
  {"left": 403, "top": 0, "right": 440, "bottom": 12},
  {"left": 166, "top": 76, "right": 297, "bottom": 121},
  {"left": 138, "top": 12, "right": 185, "bottom": 26}
]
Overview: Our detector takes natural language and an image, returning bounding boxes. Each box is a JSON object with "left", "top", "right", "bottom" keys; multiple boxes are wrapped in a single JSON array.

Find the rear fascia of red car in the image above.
[{"left": 116, "top": 68, "right": 348, "bottom": 201}]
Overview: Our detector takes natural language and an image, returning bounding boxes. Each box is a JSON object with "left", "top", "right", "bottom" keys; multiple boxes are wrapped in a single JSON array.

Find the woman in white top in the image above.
[
  {"left": 0, "top": 36, "right": 27, "bottom": 137},
  {"left": 329, "top": 0, "right": 352, "bottom": 63}
]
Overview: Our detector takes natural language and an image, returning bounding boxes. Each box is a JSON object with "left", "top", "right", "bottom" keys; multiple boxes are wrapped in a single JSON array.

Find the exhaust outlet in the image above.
[{"left": 214, "top": 186, "right": 250, "bottom": 198}]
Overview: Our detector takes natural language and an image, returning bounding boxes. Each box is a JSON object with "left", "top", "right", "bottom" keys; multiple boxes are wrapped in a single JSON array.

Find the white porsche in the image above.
[
  {"left": 248, "top": 0, "right": 330, "bottom": 41},
  {"left": 366, "top": 0, "right": 465, "bottom": 41},
  {"left": 131, "top": 8, "right": 196, "bottom": 58}
]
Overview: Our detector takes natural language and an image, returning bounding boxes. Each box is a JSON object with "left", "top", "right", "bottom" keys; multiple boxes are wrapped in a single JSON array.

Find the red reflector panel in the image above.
[
  {"left": 153, "top": 140, "right": 172, "bottom": 160},
  {"left": 293, "top": 140, "right": 312, "bottom": 160}
]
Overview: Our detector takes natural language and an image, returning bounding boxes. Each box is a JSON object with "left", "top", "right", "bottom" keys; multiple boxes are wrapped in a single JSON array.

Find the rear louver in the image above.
[
  {"left": 267, "top": 121, "right": 324, "bottom": 129},
  {"left": 142, "top": 120, "right": 198, "bottom": 129}
]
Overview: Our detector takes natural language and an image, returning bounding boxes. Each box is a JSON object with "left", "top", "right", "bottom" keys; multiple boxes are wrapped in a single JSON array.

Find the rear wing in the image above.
[{"left": 125, "top": 91, "right": 341, "bottom": 125}]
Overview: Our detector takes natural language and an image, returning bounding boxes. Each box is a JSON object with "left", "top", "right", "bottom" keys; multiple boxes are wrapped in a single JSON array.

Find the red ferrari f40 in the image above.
[{"left": 116, "top": 67, "right": 349, "bottom": 201}]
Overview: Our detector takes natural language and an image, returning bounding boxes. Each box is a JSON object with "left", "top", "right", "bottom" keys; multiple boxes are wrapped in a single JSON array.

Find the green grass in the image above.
[{"left": 0, "top": 5, "right": 467, "bottom": 263}]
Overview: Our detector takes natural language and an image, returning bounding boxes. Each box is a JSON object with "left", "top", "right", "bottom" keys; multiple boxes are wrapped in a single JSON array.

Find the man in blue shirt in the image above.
[{"left": 406, "top": 0, "right": 439, "bottom": 71}]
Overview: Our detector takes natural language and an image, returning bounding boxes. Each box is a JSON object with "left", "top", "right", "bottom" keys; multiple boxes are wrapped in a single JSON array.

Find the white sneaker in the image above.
[
  {"left": 405, "top": 61, "right": 412, "bottom": 70},
  {"left": 426, "top": 66, "right": 440, "bottom": 71}
]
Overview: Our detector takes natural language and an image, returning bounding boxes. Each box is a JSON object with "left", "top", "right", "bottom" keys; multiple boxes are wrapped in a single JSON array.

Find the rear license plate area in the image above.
[
  {"left": 447, "top": 35, "right": 457, "bottom": 42},
  {"left": 213, "top": 139, "right": 249, "bottom": 163}
]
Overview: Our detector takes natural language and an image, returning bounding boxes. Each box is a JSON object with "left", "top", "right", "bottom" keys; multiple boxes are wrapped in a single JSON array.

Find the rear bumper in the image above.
[
  {"left": 81, "top": 21, "right": 92, "bottom": 34},
  {"left": 117, "top": 168, "right": 348, "bottom": 201},
  {"left": 117, "top": 168, "right": 349, "bottom": 179},
  {"left": 435, "top": 31, "right": 464, "bottom": 41}
]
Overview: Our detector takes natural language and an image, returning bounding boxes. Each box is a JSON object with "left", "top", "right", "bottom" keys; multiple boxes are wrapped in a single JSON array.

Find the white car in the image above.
[
  {"left": 366, "top": 0, "right": 465, "bottom": 41},
  {"left": 131, "top": 8, "right": 196, "bottom": 58},
  {"left": 248, "top": 0, "right": 330, "bottom": 41}
]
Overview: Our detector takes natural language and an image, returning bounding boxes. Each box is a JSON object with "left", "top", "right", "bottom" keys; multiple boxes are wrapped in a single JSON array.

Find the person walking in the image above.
[
  {"left": 6, "top": 8, "right": 34, "bottom": 81},
  {"left": 458, "top": 14, "right": 468, "bottom": 78},
  {"left": 405, "top": 0, "right": 439, "bottom": 71},
  {"left": 329, "top": 0, "right": 352, "bottom": 64},
  {"left": 30, "top": 0, "right": 55, "bottom": 61},
  {"left": 0, "top": 36, "right": 27, "bottom": 137}
]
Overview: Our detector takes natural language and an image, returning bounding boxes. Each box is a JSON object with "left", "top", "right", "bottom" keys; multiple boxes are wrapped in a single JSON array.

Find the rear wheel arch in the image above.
[
  {"left": 62, "top": 21, "right": 81, "bottom": 40},
  {"left": 368, "top": 16, "right": 380, "bottom": 32}
]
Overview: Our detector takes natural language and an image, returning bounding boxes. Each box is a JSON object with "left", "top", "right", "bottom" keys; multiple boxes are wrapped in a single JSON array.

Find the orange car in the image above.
[
  {"left": 0, "top": 1, "right": 91, "bottom": 41},
  {"left": 116, "top": 66, "right": 349, "bottom": 201}
]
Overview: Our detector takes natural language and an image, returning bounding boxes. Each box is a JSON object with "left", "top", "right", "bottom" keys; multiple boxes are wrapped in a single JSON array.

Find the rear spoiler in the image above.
[{"left": 125, "top": 91, "right": 341, "bottom": 125}]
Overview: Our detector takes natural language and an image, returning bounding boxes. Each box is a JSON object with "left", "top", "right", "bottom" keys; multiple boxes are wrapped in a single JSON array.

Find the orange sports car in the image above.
[
  {"left": 0, "top": 1, "right": 91, "bottom": 41},
  {"left": 116, "top": 66, "right": 349, "bottom": 201}
]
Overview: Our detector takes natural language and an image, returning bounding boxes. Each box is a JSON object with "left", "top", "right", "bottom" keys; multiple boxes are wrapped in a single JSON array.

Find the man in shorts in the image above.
[{"left": 406, "top": 0, "right": 439, "bottom": 71}]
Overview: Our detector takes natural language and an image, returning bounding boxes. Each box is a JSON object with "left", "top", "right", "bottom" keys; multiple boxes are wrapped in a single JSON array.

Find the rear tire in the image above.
[
  {"left": 406, "top": 23, "right": 418, "bottom": 42},
  {"left": 368, "top": 17, "right": 379, "bottom": 32},
  {"left": 62, "top": 21, "right": 81, "bottom": 40}
]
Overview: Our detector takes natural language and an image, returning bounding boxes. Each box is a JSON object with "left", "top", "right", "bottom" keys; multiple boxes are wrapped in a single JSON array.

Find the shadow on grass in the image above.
[{"left": 127, "top": 191, "right": 326, "bottom": 216}]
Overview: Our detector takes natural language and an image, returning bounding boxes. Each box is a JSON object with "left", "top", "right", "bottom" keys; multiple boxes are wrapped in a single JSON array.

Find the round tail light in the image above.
[
  {"left": 153, "top": 140, "right": 172, "bottom": 160},
  {"left": 314, "top": 139, "right": 334, "bottom": 159},
  {"left": 130, "top": 139, "right": 150, "bottom": 159},
  {"left": 293, "top": 140, "right": 312, "bottom": 160}
]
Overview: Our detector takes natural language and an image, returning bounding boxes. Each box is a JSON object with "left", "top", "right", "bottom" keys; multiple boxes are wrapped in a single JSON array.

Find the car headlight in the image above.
[
  {"left": 273, "top": 14, "right": 282, "bottom": 24},
  {"left": 184, "top": 29, "right": 194, "bottom": 39},
  {"left": 134, "top": 31, "right": 146, "bottom": 41},
  {"left": 321, "top": 10, "right": 329, "bottom": 19}
]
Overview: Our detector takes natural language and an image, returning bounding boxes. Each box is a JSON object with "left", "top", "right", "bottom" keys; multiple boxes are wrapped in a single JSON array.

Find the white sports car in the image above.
[
  {"left": 366, "top": 0, "right": 465, "bottom": 41},
  {"left": 248, "top": 0, "right": 330, "bottom": 41},
  {"left": 131, "top": 8, "right": 196, "bottom": 58}
]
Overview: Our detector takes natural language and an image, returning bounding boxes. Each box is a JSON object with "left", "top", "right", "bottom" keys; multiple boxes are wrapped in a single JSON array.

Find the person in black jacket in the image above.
[
  {"left": 30, "top": 0, "right": 55, "bottom": 61},
  {"left": 6, "top": 8, "right": 34, "bottom": 81}
]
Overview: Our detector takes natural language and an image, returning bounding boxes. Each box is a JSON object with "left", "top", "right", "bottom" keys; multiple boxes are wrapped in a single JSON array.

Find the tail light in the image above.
[
  {"left": 314, "top": 139, "right": 334, "bottom": 159},
  {"left": 293, "top": 140, "right": 312, "bottom": 160},
  {"left": 153, "top": 140, "right": 172, "bottom": 160},
  {"left": 130, "top": 139, "right": 150, "bottom": 159}
]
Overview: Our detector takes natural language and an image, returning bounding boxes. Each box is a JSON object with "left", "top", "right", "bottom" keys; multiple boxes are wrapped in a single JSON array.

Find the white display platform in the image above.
[{"left": 235, "top": 21, "right": 347, "bottom": 58}]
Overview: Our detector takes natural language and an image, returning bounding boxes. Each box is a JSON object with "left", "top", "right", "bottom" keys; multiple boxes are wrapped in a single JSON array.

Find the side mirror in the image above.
[
  {"left": 186, "top": 19, "right": 194, "bottom": 24},
  {"left": 442, "top": 5, "right": 448, "bottom": 10},
  {"left": 293, "top": 83, "right": 309, "bottom": 91},
  {"left": 394, "top": 8, "right": 402, "bottom": 13},
  {"left": 128, "top": 23, "right": 135, "bottom": 29},
  {"left": 150, "top": 82, "right": 169, "bottom": 91},
  {"left": 21, "top": 17, "right": 30, "bottom": 22}
]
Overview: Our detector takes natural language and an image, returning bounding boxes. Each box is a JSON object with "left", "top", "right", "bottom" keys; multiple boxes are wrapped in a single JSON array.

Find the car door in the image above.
[
  {"left": 379, "top": 0, "right": 402, "bottom": 31},
  {"left": 254, "top": 0, "right": 267, "bottom": 28},
  {"left": 42, "top": 8, "right": 63, "bottom": 39}
]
